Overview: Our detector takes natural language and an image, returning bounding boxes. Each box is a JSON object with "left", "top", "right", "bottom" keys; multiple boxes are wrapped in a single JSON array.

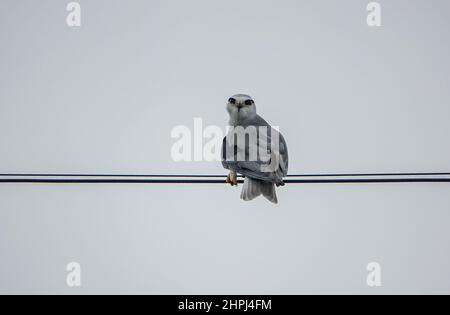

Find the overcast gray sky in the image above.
[{"left": 1, "top": 0, "right": 450, "bottom": 294}]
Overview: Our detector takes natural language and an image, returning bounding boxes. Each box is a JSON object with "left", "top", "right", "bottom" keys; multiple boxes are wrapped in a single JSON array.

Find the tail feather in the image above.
[{"left": 241, "top": 177, "right": 278, "bottom": 204}]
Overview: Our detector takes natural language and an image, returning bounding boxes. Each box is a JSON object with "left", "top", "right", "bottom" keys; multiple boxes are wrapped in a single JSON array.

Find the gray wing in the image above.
[
  {"left": 279, "top": 133, "right": 289, "bottom": 177},
  {"left": 222, "top": 126, "right": 288, "bottom": 185}
]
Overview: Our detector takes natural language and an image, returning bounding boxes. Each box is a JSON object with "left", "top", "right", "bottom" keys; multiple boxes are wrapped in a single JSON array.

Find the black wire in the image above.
[
  {"left": 0, "top": 173, "right": 450, "bottom": 184},
  {"left": 1, "top": 172, "right": 449, "bottom": 178},
  {"left": 0, "top": 179, "right": 449, "bottom": 184}
]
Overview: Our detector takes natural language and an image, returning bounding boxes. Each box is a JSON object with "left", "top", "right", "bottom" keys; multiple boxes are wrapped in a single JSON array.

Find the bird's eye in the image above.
[
  {"left": 229, "top": 98, "right": 236, "bottom": 104},
  {"left": 244, "top": 100, "right": 254, "bottom": 106}
]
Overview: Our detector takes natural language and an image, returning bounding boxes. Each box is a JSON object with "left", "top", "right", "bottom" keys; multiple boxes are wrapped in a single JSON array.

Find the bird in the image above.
[{"left": 222, "top": 94, "right": 289, "bottom": 204}]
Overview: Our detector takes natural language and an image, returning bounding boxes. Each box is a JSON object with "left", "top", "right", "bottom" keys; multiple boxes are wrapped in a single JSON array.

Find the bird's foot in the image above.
[
  {"left": 226, "top": 172, "right": 238, "bottom": 186},
  {"left": 275, "top": 179, "right": 285, "bottom": 187}
]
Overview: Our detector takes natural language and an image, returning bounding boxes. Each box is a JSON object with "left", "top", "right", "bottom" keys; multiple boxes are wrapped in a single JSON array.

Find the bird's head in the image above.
[{"left": 226, "top": 94, "right": 257, "bottom": 123}]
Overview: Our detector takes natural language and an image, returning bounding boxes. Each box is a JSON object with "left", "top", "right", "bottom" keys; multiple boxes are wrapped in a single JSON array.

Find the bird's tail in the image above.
[{"left": 241, "top": 177, "right": 278, "bottom": 204}]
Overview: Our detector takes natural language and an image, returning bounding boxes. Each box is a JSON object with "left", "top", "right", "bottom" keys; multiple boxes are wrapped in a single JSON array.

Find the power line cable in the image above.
[{"left": 1, "top": 173, "right": 450, "bottom": 184}]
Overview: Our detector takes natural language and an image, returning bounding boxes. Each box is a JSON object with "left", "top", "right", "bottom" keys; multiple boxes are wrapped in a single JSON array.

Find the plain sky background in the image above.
[{"left": 1, "top": 0, "right": 450, "bottom": 294}]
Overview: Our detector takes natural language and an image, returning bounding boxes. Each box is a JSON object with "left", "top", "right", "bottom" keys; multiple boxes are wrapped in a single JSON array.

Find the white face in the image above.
[{"left": 226, "top": 94, "right": 257, "bottom": 120}]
